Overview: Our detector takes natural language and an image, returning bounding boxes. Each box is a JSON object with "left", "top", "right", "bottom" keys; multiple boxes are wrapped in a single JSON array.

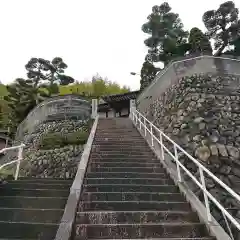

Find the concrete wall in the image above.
[
  {"left": 15, "top": 95, "right": 91, "bottom": 141},
  {"left": 121, "top": 108, "right": 129, "bottom": 116},
  {"left": 137, "top": 55, "right": 240, "bottom": 113}
]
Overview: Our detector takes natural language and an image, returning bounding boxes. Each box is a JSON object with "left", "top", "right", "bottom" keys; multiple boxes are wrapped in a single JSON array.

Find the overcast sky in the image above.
[{"left": 0, "top": 0, "right": 239, "bottom": 90}]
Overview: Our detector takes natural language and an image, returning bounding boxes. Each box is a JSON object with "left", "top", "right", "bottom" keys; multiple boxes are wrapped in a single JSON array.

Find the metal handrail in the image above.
[
  {"left": 130, "top": 108, "right": 240, "bottom": 236},
  {"left": 0, "top": 143, "right": 25, "bottom": 180}
]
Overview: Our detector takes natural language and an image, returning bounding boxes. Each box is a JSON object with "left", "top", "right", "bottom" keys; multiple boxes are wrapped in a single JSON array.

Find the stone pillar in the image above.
[
  {"left": 91, "top": 99, "right": 98, "bottom": 119},
  {"left": 130, "top": 99, "right": 136, "bottom": 114}
]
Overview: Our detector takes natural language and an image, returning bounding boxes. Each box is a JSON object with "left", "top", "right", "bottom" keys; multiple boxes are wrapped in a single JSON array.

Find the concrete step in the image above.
[
  {"left": 94, "top": 138, "right": 144, "bottom": 142},
  {"left": 92, "top": 147, "right": 151, "bottom": 151},
  {"left": 94, "top": 137, "right": 143, "bottom": 141},
  {"left": 87, "top": 167, "right": 165, "bottom": 173},
  {"left": 76, "top": 210, "right": 199, "bottom": 224},
  {"left": 95, "top": 129, "right": 139, "bottom": 132},
  {"left": 89, "top": 162, "right": 162, "bottom": 168},
  {"left": 92, "top": 144, "right": 149, "bottom": 148},
  {"left": 0, "top": 222, "right": 58, "bottom": 239},
  {"left": 73, "top": 119, "right": 213, "bottom": 239},
  {"left": 85, "top": 172, "right": 167, "bottom": 179},
  {"left": 91, "top": 149, "right": 154, "bottom": 154},
  {"left": 73, "top": 223, "right": 209, "bottom": 239},
  {"left": 89, "top": 157, "right": 158, "bottom": 162},
  {"left": 0, "top": 208, "right": 63, "bottom": 223},
  {"left": 85, "top": 238, "right": 215, "bottom": 240},
  {"left": 83, "top": 184, "right": 178, "bottom": 193},
  {"left": 94, "top": 133, "right": 141, "bottom": 136},
  {"left": 84, "top": 177, "right": 173, "bottom": 185},
  {"left": 0, "top": 196, "right": 67, "bottom": 209},
  {"left": 96, "top": 129, "right": 137, "bottom": 132},
  {"left": 81, "top": 192, "right": 185, "bottom": 202},
  {"left": 90, "top": 152, "right": 156, "bottom": 158},
  {"left": 93, "top": 140, "right": 146, "bottom": 144},
  {"left": 96, "top": 128, "right": 136, "bottom": 130},
  {"left": 95, "top": 139, "right": 145, "bottom": 142},
  {"left": 0, "top": 187, "right": 69, "bottom": 197},
  {"left": 4, "top": 182, "right": 71, "bottom": 190},
  {"left": 78, "top": 201, "right": 191, "bottom": 211},
  {"left": 97, "top": 124, "right": 135, "bottom": 126},
  {"left": 97, "top": 125, "right": 134, "bottom": 128},
  {"left": 94, "top": 138, "right": 143, "bottom": 141},
  {"left": 16, "top": 178, "right": 73, "bottom": 183}
]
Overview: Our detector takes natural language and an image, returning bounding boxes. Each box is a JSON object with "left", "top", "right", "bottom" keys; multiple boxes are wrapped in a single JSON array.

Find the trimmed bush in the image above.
[{"left": 39, "top": 130, "right": 89, "bottom": 150}]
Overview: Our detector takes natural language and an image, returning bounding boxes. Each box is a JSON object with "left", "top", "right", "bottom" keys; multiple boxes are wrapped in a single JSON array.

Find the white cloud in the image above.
[{"left": 0, "top": 0, "right": 239, "bottom": 90}]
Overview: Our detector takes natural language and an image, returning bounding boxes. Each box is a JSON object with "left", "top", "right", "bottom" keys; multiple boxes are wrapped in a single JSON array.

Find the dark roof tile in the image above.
[{"left": 102, "top": 91, "right": 139, "bottom": 103}]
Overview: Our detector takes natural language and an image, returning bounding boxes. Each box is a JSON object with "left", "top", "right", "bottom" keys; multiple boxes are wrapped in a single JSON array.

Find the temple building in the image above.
[{"left": 98, "top": 91, "right": 139, "bottom": 118}]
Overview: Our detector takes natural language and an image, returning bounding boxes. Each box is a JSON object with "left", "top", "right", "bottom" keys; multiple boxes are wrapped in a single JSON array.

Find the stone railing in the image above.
[
  {"left": 15, "top": 94, "right": 91, "bottom": 141},
  {"left": 137, "top": 55, "right": 240, "bottom": 113}
]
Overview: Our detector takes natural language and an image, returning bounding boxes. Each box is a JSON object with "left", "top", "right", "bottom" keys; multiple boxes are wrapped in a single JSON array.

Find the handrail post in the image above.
[
  {"left": 159, "top": 132, "right": 164, "bottom": 160},
  {"left": 15, "top": 143, "right": 24, "bottom": 180},
  {"left": 139, "top": 115, "right": 142, "bottom": 130},
  {"left": 91, "top": 98, "right": 98, "bottom": 119},
  {"left": 144, "top": 118, "right": 146, "bottom": 136},
  {"left": 130, "top": 99, "right": 136, "bottom": 123},
  {"left": 174, "top": 145, "right": 182, "bottom": 182},
  {"left": 199, "top": 167, "right": 212, "bottom": 222},
  {"left": 222, "top": 210, "right": 234, "bottom": 239},
  {"left": 150, "top": 123, "right": 154, "bottom": 146},
  {"left": 129, "top": 107, "right": 132, "bottom": 120}
]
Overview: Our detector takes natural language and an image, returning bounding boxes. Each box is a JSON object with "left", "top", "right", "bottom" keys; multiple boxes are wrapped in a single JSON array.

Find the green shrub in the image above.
[
  {"left": 39, "top": 130, "right": 89, "bottom": 150},
  {"left": 63, "top": 131, "right": 89, "bottom": 145},
  {"left": 0, "top": 167, "right": 14, "bottom": 179}
]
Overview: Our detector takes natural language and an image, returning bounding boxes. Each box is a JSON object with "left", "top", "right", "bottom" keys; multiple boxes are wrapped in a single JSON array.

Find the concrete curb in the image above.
[{"left": 54, "top": 115, "right": 99, "bottom": 240}]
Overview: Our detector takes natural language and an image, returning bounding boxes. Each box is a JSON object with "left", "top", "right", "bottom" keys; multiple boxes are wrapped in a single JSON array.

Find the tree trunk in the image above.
[{"left": 214, "top": 44, "right": 226, "bottom": 56}]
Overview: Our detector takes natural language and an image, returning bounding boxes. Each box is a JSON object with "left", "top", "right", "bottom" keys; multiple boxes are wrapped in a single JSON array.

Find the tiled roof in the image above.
[{"left": 102, "top": 91, "right": 139, "bottom": 103}]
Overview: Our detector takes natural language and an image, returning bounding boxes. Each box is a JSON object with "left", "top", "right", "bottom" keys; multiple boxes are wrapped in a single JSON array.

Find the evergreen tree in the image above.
[
  {"left": 203, "top": 1, "right": 240, "bottom": 56},
  {"left": 142, "top": 2, "right": 189, "bottom": 65},
  {"left": 25, "top": 57, "right": 74, "bottom": 96},
  {"left": 140, "top": 61, "right": 160, "bottom": 91},
  {"left": 4, "top": 78, "right": 48, "bottom": 127},
  {"left": 188, "top": 27, "right": 212, "bottom": 54}
]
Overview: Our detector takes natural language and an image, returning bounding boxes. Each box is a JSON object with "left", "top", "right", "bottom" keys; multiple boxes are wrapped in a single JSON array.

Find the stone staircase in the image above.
[
  {"left": 72, "top": 118, "right": 215, "bottom": 239},
  {"left": 0, "top": 178, "right": 71, "bottom": 239}
]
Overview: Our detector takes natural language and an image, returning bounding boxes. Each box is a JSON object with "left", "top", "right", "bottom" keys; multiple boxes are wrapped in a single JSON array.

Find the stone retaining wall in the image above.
[
  {"left": 21, "top": 145, "right": 85, "bottom": 178},
  {"left": 142, "top": 73, "right": 240, "bottom": 236},
  {"left": 24, "top": 119, "right": 89, "bottom": 150},
  {"left": 19, "top": 119, "right": 90, "bottom": 179}
]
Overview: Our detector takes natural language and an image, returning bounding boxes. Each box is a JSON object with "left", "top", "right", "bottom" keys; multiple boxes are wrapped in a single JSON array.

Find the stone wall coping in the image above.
[
  {"left": 133, "top": 117, "right": 232, "bottom": 240},
  {"left": 137, "top": 55, "right": 240, "bottom": 104},
  {"left": 54, "top": 115, "right": 99, "bottom": 240}
]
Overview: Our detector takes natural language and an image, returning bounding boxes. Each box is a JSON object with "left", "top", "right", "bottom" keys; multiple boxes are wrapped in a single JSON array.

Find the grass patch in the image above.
[
  {"left": 0, "top": 166, "right": 14, "bottom": 179},
  {"left": 39, "top": 120, "right": 93, "bottom": 150},
  {"left": 39, "top": 130, "right": 89, "bottom": 150}
]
